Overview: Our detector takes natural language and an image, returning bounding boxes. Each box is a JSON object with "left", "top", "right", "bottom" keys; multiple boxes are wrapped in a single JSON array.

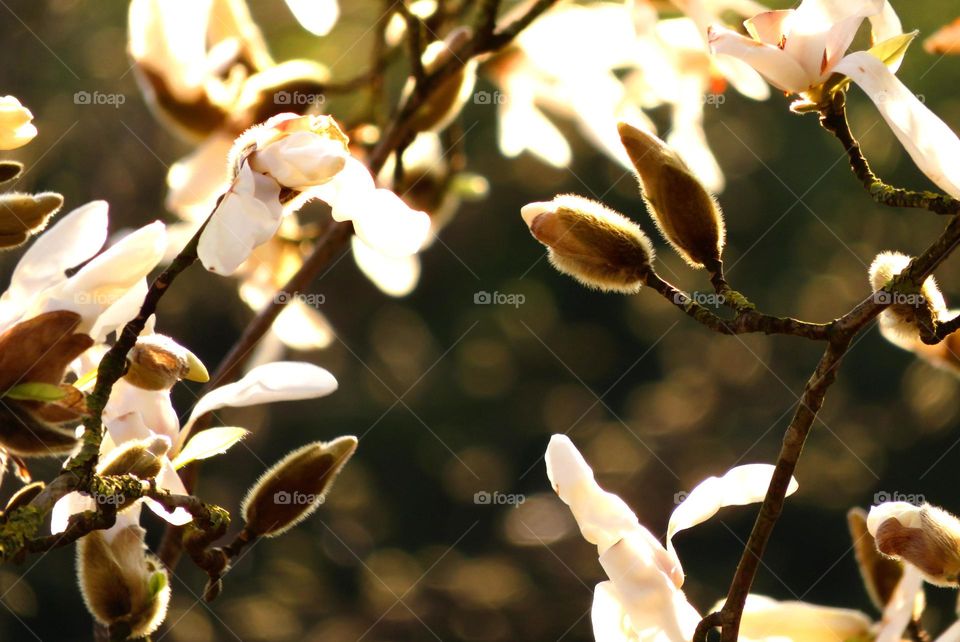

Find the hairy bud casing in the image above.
[
  {"left": 124, "top": 334, "right": 209, "bottom": 391},
  {"left": 618, "top": 122, "right": 724, "bottom": 269},
  {"left": 869, "top": 502, "right": 960, "bottom": 587},
  {"left": 522, "top": 194, "right": 654, "bottom": 293},
  {"left": 241, "top": 436, "right": 357, "bottom": 537}
]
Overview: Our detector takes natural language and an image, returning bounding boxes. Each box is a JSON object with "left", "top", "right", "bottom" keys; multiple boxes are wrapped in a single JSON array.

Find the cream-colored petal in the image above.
[
  {"left": 285, "top": 0, "right": 339, "bottom": 36},
  {"left": 835, "top": 51, "right": 960, "bottom": 198},
  {"left": 708, "top": 25, "right": 811, "bottom": 93},
  {"left": 351, "top": 235, "right": 421, "bottom": 297}
]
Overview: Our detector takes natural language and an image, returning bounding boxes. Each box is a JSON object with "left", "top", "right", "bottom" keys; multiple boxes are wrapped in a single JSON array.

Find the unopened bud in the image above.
[
  {"left": 848, "top": 507, "right": 903, "bottom": 609},
  {"left": 0, "top": 192, "right": 64, "bottom": 249},
  {"left": 405, "top": 27, "right": 477, "bottom": 134},
  {"left": 869, "top": 252, "right": 946, "bottom": 341},
  {"left": 241, "top": 436, "right": 358, "bottom": 537},
  {"left": 868, "top": 502, "right": 960, "bottom": 586},
  {"left": 521, "top": 194, "right": 654, "bottom": 293},
  {"left": 76, "top": 525, "right": 171, "bottom": 638},
  {"left": 3, "top": 481, "right": 44, "bottom": 514},
  {"left": 124, "top": 334, "right": 209, "bottom": 391},
  {"left": 98, "top": 436, "right": 169, "bottom": 480},
  {"left": 0, "top": 160, "right": 22, "bottom": 184},
  {"left": 618, "top": 122, "right": 724, "bottom": 269}
]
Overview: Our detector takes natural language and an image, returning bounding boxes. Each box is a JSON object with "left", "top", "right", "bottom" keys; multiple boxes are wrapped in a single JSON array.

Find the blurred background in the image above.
[{"left": 1, "top": 0, "right": 959, "bottom": 640}]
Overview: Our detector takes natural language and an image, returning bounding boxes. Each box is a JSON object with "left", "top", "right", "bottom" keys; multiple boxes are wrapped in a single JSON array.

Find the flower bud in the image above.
[
  {"left": 0, "top": 96, "right": 37, "bottom": 150},
  {"left": 618, "top": 122, "right": 724, "bottom": 269},
  {"left": 124, "top": 334, "right": 209, "bottom": 391},
  {"left": 521, "top": 194, "right": 654, "bottom": 293},
  {"left": 0, "top": 160, "right": 22, "bottom": 184},
  {"left": 77, "top": 525, "right": 171, "bottom": 638},
  {"left": 868, "top": 502, "right": 960, "bottom": 586},
  {"left": 405, "top": 27, "right": 478, "bottom": 134},
  {"left": 98, "top": 436, "right": 169, "bottom": 480},
  {"left": 848, "top": 507, "right": 903, "bottom": 609},
  {"left": 0, "top": 192, "right": 64, "bottom": 249},
  {"left": 241, "top": 436, "right": 357, "bottom": 537},
  {"left": 869, "top": 252, "right": 947, "bottom": 341},
  {"left": 4, "top": 481, "right": 44, "bottom": 513}
]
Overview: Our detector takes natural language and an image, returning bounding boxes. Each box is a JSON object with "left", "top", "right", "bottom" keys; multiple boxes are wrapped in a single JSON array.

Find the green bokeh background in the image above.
[{"left": 1, "top": 1, "right": 959, "bottom": 640}]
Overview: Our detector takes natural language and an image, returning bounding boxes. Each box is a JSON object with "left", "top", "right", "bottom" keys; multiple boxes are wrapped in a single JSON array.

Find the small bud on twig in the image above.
[
  {"left": 124, "top": 334, "right": 209, "bottom": 391},
  {"left": 0, "top": 192, "right": 64, "bottom": 249},
  {"left": 618, "top": 122, "right": 725, "bottom": 269},
  {"left": 869, "top": 251, "right": 947, "bottom": 340},
  {"left": 241, "top": 436, "right": 357, "bottom": 537},
  {"left": 521, "top": 194, "right": 654, "bottom": 294},
  {"left": 869, "top": 502, "right": 960, "bottom": 587}
]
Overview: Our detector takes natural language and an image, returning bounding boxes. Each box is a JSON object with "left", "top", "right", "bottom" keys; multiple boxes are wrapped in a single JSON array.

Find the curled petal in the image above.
[
  {"left": 723, "top": 594, "right": 872, "bottom": 641},
  {"left": 744, "top": 10, "right": 794, "bottom": 46},
  {"left": 835, "top": 51, "right": 960, "bottom": 198},
  {"left": 197, "top": 164, "right": 283, "bottom": 275},
  {"left": 51, "top": 491, "right": 96, "bottom": 534},
  {"left": 284, "top": 0, "right": 339, "bottom": 36},
  {"left": 708, "top": 25, "right": 810, "bottom": 93},
  {"left": 183, "top": 361, "right": 338, "bottom": 435},
  {"left": 142, "top": 459, "right": 193, "bottom": 525},
  {"left": 350, "top": 190, "right": 431, "bottom": 258},
  {"left": 351, "top": 236, "right": 421, "bottom": 297}
]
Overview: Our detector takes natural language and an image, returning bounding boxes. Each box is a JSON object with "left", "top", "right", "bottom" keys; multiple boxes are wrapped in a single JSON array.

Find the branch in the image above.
[
  {"left": 644, "top": 271, "right": 832, "bottom": 341},
  {"left": 818, "top": 91, "right": 960, "bottom": 216}
]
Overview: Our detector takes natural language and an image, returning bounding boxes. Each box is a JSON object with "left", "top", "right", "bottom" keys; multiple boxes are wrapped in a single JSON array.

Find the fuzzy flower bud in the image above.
[
  {"left": 521, "top": 194, "right": 654, "bottom": 294},
  {"left": 0, "top": 96, "right": 37, "bottom": 150},
  {"left": 869, "top": 251, "right": 947, "bottom": 341},
  {"left": 124, "top": 334, "right": 209, "bottom": 391},
  {"left": 76, "top": 525, "right": 171, "bottom": 638},
  {"left": 868, "top": 502, "right": 960, "bottom": 586},
  {"left": 241, "top": 436, "right": 357, "bottom": 537},
  {"left": 618, "top": 122, "right": 725, "bottom": 269},
  {"left": 0, "top": 192, "right": 64, "bottom": 250}
]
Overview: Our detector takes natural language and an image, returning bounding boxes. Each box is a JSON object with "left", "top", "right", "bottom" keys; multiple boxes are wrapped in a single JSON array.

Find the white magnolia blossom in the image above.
[
  {"left": 489, "top": 1, "right": 768, "bottom": 192},
  {"left": 543, "top": 435, "right": 914, "bottom": 642},
  {"left": 198, "top": 113, "right": 431, "bottom": 279},
  {"left": 0, "top": 201, "right": 166, "bottom": 339},
  {"left": 708, "top": 0, "right": 960, "bottom": 198},
  {"left": 0, "top": 95, "right": 37, "bottom": 150},
  {"left": 52, "top": 359, "right": 339, "bottom": 532}
]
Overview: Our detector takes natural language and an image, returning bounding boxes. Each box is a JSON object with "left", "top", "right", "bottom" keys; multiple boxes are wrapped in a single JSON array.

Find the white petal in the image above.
[
  {"left": 305, "top": 156, "right": 376, "bottom": 221},
  {"left": 727, "top": 594, "right": 872, "bottom": 641},
  {"left": 105, "top": 382, "right": 179, "bottom": 444},
  {"left": 876, "top": 565, "right": 924, "bottom": 642},
  {"left": 285, "top": 0, "right": 339, "bottom": 36},
  {"left": 197, "top": 164, "right": 284, "bottom": 275},
  {"left": 0, "top": 200, "right": 108, "bottom": 330},
  {"left": 32, "top": 221, "right": 166, "bottom": 332},
  {"left": 866, "top": 501, "right": 923, "bottom": 533},
  {"left": 249, "top": 133, "right": 348, "bottom": 190},
  {"left": 708, "top": 25, "right": 811, "bottom": 93},
  {"left": 351, "top": 236, "right": 421, "bottom": 297},
  {"left": 835, "top": 51, "right": 960, "bottom": 198},
  {"left": 667, "top": 464, "right": 798, "bottom": 560},
  {"left": 498, "top": 90, "right": 572, "bottom": 168},
  {"left": 351, "top": 190, "right": 431, "bottom": 257},
  {"left": 172, "top": 426, "right": 249, "bottom": 468},
  {"left": 183, "top": 361, "right": 338, "bottom": 433},
  {"left": 0, "top": 96, "right": 37, "bottom": 150},
  {"left": 143, "top": 460, "right": 193, "bottom": 525},
  {"left": 50, "top": 491, "right": 96, "bottom": 534},
  {"left": 599, "top": 534, "right": 700, "bottom": 642},
  {"left": 88, "top": 278, "right": 148, "bottom": 342},
  {"left": 744, "top": 10, "right": 794, "bottom": 46},
  {"left": 933, "top": 619, "right": 960, "bottom": 642},
  {"left": 868, "top": 2, "right": 903, "bottom": 47},
  {"left": 592, "top": 582, "right": 637, "bottom": 642}
]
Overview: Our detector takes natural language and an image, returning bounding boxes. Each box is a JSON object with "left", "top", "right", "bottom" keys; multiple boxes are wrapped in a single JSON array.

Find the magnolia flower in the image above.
[
  {"left": 52, "top": 357, "right": 339, "bottom": 531},
  {"left": 197, "top": 113, "right": 431, "bottom": 275},
  {"left": 488, "top": 1, "right": 767, "bottom": 192},
  {"left": 0, "top": 96, "right": 37, "bottom": 150},
  {"left": 709, "top": 1, "right": 960, "bottom": 199},
  {"left": 544, "top": 435, "right": 881, "bottom": 641}
]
